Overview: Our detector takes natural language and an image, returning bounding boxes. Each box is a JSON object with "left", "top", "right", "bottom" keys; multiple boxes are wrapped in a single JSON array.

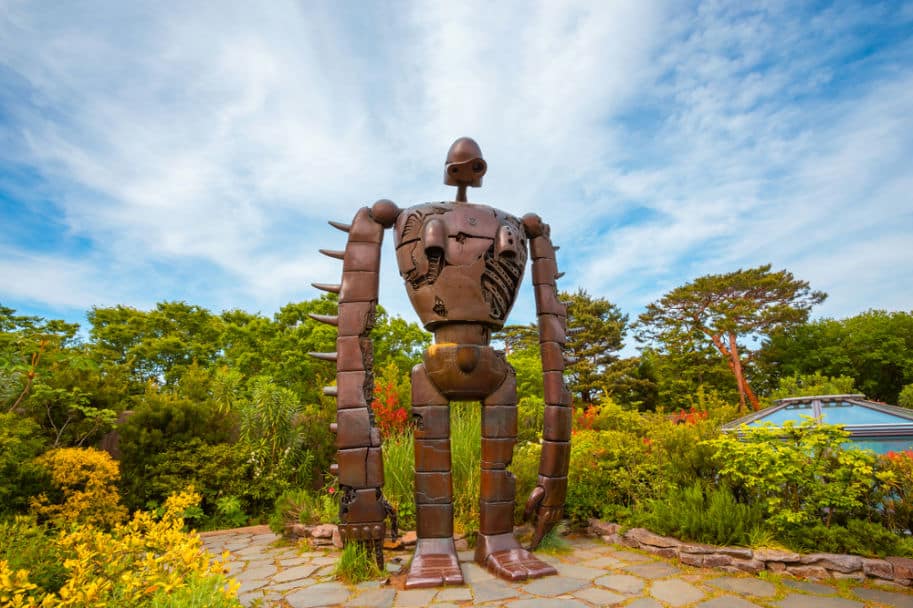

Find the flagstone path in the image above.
[{"left": 200, "top": 526, "right": 913, "bottom": 608}]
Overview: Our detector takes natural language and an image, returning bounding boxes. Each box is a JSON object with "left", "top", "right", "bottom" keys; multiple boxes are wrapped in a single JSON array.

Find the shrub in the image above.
[
  {"left": 30, "top": 447, "right": 127, "bottom": 529},
  {"left": 1, "top": 490, "right": 240, "bottom": 607},
  {"left": 0, "top": 413, "right": 47, "bottom": 516},
  {"left": 635, "top": 483, "right": 764, "bottom": 546},
  {"left": 0, "top": 516, "right": 67, "bottom": 594},
  {"left": 565, "top": 430, "right": 658, "bottom": 523},
  {"left": 880, "top": 449, "right": 913, "bottom": 533},
  {"left": 706, "top": 420, "right": 880, "bottom": 532},
  {"left": 118, "top": 394, "right": 235, "bottom": 511},
  {"left": 780, "top": 519, "right": 913, "bottom": 557}
]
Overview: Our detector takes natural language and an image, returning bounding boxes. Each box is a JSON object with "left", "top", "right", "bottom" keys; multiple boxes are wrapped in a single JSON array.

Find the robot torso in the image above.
[{"left": 393, "top": 201, "right": 528, "bottom": 331}]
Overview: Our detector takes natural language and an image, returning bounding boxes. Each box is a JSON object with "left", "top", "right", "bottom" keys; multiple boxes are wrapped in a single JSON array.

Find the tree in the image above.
[
  {"left": 563, "top": 289, "right": 628, "bottom": 404},
  {"left": 638, "top": 265, "right": 826, "bottom": 411},
  {"left": 760, "top": 310, "right": 913, "bottom": 404}
]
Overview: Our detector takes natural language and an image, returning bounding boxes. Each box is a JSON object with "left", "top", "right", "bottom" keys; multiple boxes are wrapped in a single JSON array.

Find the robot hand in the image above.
[{"left": 523, "top": 480, "right": 566, "bottom": 549}]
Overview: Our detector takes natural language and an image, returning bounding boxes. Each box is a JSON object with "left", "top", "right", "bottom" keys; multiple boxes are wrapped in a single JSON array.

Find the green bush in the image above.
[
  {"left": 706, "top": 420, "right": 879, "bottom": 532},
  {"left": 0, "top": 413, "right": 47, "bottom": 516},
  {"left": 635, "top": 483, "right": 763, "bottom": 546},
  {"left": 780, "top": 519, "right": 913, "bottom": 557},
  {"left": 565, "top": 430, "right": 658, "bottom": 523}
]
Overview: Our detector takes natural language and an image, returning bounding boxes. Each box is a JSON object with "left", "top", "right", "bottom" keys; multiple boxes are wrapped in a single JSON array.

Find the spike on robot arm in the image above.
[
  {"left": 520, "top": 213, "right": 571, "bottom": 549},
  {"left": 308, "top": 199, "right": 401, "bottom": 565}
]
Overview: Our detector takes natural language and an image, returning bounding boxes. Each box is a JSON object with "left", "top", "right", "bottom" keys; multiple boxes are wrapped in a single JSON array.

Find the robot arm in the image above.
[
  {"left": 520, "top": 213, "right": 572, "bottom": 549},
  {"left": 308, "top": 199, "right": 400, "bottom": 565}
]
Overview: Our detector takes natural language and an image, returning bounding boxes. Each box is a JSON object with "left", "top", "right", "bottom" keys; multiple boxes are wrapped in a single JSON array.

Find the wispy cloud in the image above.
[{"left": 0, "top": 1, "right": 910, "bottom": 335}]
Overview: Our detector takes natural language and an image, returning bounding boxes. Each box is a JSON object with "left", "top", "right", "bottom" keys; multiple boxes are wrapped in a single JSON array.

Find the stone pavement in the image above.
[{"left": 200, "top": 526, "right": 913, "bottom": 608}]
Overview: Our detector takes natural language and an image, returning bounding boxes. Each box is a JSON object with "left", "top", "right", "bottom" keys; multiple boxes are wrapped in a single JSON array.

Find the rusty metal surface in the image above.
[{"left": 310, "top": 138, "right": 572, "bottom": 585}]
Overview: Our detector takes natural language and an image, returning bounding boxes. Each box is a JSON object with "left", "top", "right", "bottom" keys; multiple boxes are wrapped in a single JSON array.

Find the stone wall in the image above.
[{"left": 588, "top": 520, "right": 913, "bottom": 587}]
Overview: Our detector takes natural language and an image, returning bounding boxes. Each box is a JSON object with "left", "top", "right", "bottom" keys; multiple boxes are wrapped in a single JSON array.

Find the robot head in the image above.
[{"left": 444, "top": 137, "right": 487, "bottom": 187}]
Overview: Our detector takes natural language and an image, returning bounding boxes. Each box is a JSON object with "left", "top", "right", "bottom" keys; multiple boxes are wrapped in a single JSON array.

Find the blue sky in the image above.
[{"left": 1, "top": 1, "right": 912, "bottom": 348}]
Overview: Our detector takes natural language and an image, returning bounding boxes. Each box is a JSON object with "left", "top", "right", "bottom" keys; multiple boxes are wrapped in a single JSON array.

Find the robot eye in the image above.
[
  {"left": 449, "top": 166, "right": 459, "bottom": 174},
  {"left": 472, "top": 161, "right": 484, "bottom": 173}
]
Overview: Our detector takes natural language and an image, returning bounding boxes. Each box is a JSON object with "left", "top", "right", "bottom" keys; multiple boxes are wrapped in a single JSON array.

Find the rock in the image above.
[
  {"left": 767, "top": 562, "right": 786, "bottom": 572},
  {"left": 730, "top": 558, "right": 765, "bottom": 574},
  {"left": 454, "top": 537, "right": 469, "bottom": 551},
  {"left": 331, "top": 527, "right": 343, "bottom": 549},
  {"left": 786, "top": 565, "right": 830, "bottom": 580},
  {"left": 624, "top": 528, "right": 681, "bottom": 549},
  {"left": 718, "top": 547, "right": 753, "bottom": 559},
  {"left": 602, "top": 533, "right": 623, "bottom": 545},
  {"left": 862, "top": 557, "right": 893, "bottom": 580},
  {"left": 702, "top": 554, "right": 733, "bottom": 568},
  {"left": 401, "top": 530, "right": 418, "bottom": 546},
  {"left": 680, "top": 553, "right": 704, "bottom": 567},
  {"left": 801, "top": 553, "right": 862, "bottom": 573},
  {"left": 311, "top": 523, "right": 336, "bottom": 539},
  {"left": 589, "top": 519, "right": 621, "bottom": 536},
  {"left": 641, "top": 545, "right": 679, "bottom": 559},
  {"left": 754, "top": 548, "right": 801, "bottom": 563},
  {"left": 888, "top": 557, "right": 913, "bottom": 580},
  {"left": 680, "top": 543, "right": 717, "bottom": 555},
  {"left": 831, "top": 571, "right": 865, "bottom": 581},
  {"left": 289, "top": 523, "right": 309, "bottom": 538}
]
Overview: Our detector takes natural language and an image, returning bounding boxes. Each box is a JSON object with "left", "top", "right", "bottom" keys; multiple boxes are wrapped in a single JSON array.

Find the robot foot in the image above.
[
  {"left": 484, "top": 548, "right": 557, "bottom": 581},
  {"left": 475, "top": 532, "right": 557, "bottom": 581},
  {"left": 404, "top": 538, "right": 464, "bottom": 588}
]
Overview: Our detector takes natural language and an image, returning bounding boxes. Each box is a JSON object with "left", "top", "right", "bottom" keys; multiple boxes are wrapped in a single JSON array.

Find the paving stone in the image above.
[
  {"left": 623, "top": 561, "right": 681, "bottom": 579},
  {"left": 286, "top": 582, "right": 350, "bottom": 607},
  {"left": 236, "top": 563, "right": 278, "bottom": 580},
  {"left": 554, "top": 564, "right": 606, "bottom": 580},
  {"left": 626, "top": 599, "right": 663, "bottom": 608},
  {"left": 311, "top": 556, "right": 337, "bottom": 566},
  {"left": 236, "top": 577, "right": 268, "bottom": 594},
  {"left": 650, "top": 579, "right": 705, "bottom": 606},
  {"left": 278, "top": 557, "right": 312, "bottom": 567},
  {"left": 772, "top": 594, "right": 863, "bottom": 608},
  {"left": 782, "top": 579, "right": 837, "bottom": 594},
  {"left": 696, "top": 598, "right": 763, "bottom": 608},
  {"left": 266, "top": 578, "right": 316, "bottom": 592},
  {"left": 349, "top": 588, "right": 396, "bottom": 607},
  {"left": 271, "top": 563, "right": 320, "bottom": 583},
  {"left": 852, "top": 587, "right": 913, "bottom": 607},
  {"left": 506, "top": 599, "right": 588, "bottom": 608},
  {"left": 436, "top": 587, "right": 472, "bottom": 602},
  {"left": 707, "top": 576, "right": 777, "bottom": 597},
  {"left": 394, "top": 588, "right": 438, "bottom": 606},
  {"left": 581, "top": 556, "right": 625, "bottom": 569},
  {"left": 462, "top": 562, "right": 495, "bottom": 583},
  {"left": 594, "top": 574, "right": 645, "bottom": 594},
  {"left": 523, "top": 575, "right": 587, "bottom": 596},
  {"left": 573, "top": 586, "right": 627, "bottom": 606},
  {"left": 608, "top": 550, "right": 652, "bottom": 563},
  {"left": 472, "top": 579, "right": 523, "bottom": 603}
]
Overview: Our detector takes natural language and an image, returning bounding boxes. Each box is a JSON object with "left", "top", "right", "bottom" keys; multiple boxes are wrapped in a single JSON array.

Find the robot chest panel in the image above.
[{"left": 393, "top": 202, "right": 528, "bottom": 327}]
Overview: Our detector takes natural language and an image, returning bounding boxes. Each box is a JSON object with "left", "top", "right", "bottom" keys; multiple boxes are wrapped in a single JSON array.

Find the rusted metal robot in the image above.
[{"left": 309, "top": 137, "right": 571, "bottom": 588}]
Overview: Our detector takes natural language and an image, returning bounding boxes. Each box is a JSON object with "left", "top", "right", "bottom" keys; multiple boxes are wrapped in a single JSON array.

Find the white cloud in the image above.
[{"left": 0, "top": 0, "right": 910, "bottom": 335}]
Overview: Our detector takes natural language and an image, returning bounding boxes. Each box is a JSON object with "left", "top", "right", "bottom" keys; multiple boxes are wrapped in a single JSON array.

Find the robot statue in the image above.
[{"left": 309, "top": 137, "right": 571, "bottom": 588}]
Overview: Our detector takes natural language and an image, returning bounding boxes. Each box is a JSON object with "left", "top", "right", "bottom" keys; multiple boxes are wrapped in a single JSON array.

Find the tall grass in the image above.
[
  {"left": 382, "top": 428, "right": 416, "bottom": 531},
  {"left": 451, "top": 402, "right": 481, "bottom": 536},
  {"left": 381, "top": 402, "right": 482, "bottom": 536}
]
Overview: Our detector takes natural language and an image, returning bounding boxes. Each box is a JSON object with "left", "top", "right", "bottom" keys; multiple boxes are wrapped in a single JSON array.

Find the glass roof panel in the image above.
[
  {"left": 749, "top": 403, "right": 814, "bottom": 426},
  {"left": 819, "top": 401, "right": 908, "bottom": 425}
]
